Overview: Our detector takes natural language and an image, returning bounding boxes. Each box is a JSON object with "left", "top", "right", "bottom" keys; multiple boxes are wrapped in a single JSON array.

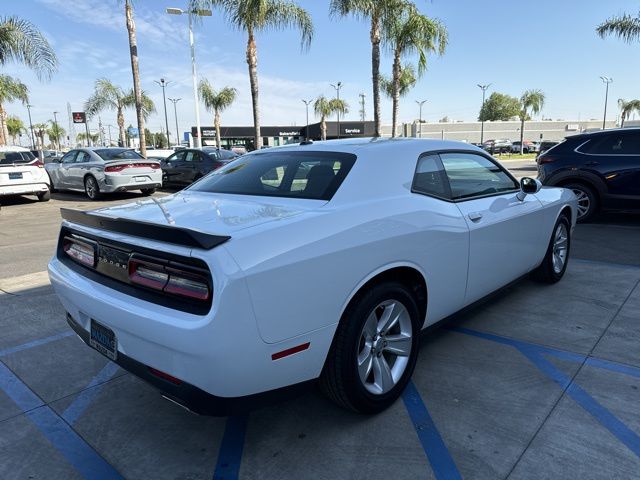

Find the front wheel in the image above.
[
  {"left": 532, "top": 215, "right": 571, "bottom": 283},
  {"left": 320, "top": 281, "right": 421, "bottom": 414}
]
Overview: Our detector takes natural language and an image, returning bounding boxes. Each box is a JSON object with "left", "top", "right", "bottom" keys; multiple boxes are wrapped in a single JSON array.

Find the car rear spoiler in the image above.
[{"left": 60, "top": 208, "right": 230, "bottom": 250}]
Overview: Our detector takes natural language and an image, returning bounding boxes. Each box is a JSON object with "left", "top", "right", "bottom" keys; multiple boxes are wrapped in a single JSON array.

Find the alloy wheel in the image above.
[
  {"left": 552, "top": 223, "right": 569, "bottom": 273},
  {"left": 357, "top": 300, "right": 413, "bottom": 395},
  {"left": 572, "top": 189, "right": 590, "bottom": 219},
  {"left": 86, "top": 178, "right": 97, "bottom": 199}
]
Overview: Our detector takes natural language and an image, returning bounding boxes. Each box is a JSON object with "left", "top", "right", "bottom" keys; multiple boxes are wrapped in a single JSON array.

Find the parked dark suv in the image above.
[
  {"left": 537, "top": 128, "right": 640, "bottom": 221},
  {"left": 161, "top": 147, "right": 238, "bottom": 188}
]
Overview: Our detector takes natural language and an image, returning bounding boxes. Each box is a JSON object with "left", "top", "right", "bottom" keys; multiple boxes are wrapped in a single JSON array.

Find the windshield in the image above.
[
  {"left": 189, "top": 150, "right": 357, "bottom": 201},
  {"left": 94, "top": 149, "right": 144, "bottom": 161}
]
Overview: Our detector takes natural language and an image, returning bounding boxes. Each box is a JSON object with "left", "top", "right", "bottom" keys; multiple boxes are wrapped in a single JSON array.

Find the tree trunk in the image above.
[
  {"left": 621, "top": 113, "right": 626, "bottom": 128},
  {"left": 0, "top": 104, "right": 7, "bottom": 146},
  {"left": 321, "top": 116, "right": 326, "bottom": 141},
  {"left": 215, "top": 109, "right": 221, "bottom": 150},
  {"left": 117, "top": 108, "right": 125, "bottom": 147},
  {"left": 246, "top": 27, "right": 261, "bottom": 150},
  {"left": 520, "top": 117, "right": 525, "bottom": 155},
  {"left": 391, "top": 49, "right": 401, "bottom": 138},
  {"left": 371, "top": 15, "right": 381, "bottom": 137},
  {"left": 126, "top": 0, "right": 146, "bottom": 157}
]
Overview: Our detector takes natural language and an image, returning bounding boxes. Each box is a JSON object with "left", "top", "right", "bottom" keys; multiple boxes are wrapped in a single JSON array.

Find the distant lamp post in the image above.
[
  {"left": 167, "top": 6, "right": 212, "bottom": 148},
  {"left": 415, "top": 100, "right": 427, "bottom": 138},
  {"left": 169, "top": 98, "right": 182, "bottom": 146},
  {"left": 302, "top": 98, "right": 313, "bottom": 140},
  {"left": 155, "top": 78, "right": 172, "bottom": 145},
  {"left": 359, "top": 93, "right": 366, "bottom": 122},
  {"left": 26, "top": 104, "right": 35, "bottom": 150},
  {"left": 477, "top": 83, "right": 491, "bottom": 144},
  {"left": 53, "top": 111, "right": 60, "bottom": 149},
  {"left": 330, "top": 81, "right": 343, "bottom": 139},
  {"left": 600, "top": 76, "right": 613, "bottom": 130}
]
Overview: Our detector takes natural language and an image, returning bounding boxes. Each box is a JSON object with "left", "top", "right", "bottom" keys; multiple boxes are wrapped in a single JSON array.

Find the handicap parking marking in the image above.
[
  {"left": 0, "top": 330, "right": 74, "bottom": 357},
  {"left": 402, "top": 381, "right": 463, "bottom": 480},
  {"left": 213, "top": 415, "right": 249, "bottom": 480},
  {"left": 452, "top": 327, "right": 640, "bottom": 460},
  {"left": 0, "top": 359, "right": 123, "bottom": 479}
]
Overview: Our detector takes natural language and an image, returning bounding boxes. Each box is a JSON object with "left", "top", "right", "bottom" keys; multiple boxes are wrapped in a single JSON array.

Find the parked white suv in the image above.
[{"left": 0, "top": 146, "right": 51, "bottom": 202}]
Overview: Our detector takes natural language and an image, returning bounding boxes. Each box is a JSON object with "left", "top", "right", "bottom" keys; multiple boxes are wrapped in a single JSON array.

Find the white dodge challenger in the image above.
[{"left": 48, "top": 138, "right": 577, "bottom": 414}]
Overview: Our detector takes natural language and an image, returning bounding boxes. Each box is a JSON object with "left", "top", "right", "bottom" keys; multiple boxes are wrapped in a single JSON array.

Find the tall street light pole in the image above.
[
  {"left": 302, "top": 99, "right": 313, "bottom": 141},
  {"left": 169, "top": 98, "right": 181, "bottom": 146},
  {"left": 53, "top": 111, "right": 60, "bottom": 149},
  {"left": 415, "top": 100, "right": 427, "bottom": 138},
  {"left": 359, "top": 93, "right": 366, "bottom": 122},
  {"left": 167, "top": 6, "right": 212, "bottom": 148},
  {"left": 107, "top": 125, "right": 113, "bottom": 146},
  {"left": 155, "top": 78, "right": 171, "bottom": 146},
  {"left": 600, "top": 76, "right": 613, "bottom": 130},
  {"left": 477, "top": 83, "right": 491, "bottom": 144},
  {"left": 330, "top": 81, "right": 342, "bottom": 139},
  {"left": 26, "top": 104, "right": 35, "bottom": 150}
]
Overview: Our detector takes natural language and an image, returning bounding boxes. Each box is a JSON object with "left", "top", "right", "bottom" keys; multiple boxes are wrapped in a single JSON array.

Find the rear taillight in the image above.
[
  {"left": 128, "top": 256, "right": 210, "bottom": 301},
  {"left": 63, "top": 236, "right": 96, "bottom": 267},
  {"left": 105, "top": 162, "right": 159, "bottom": 173},
  {"left": 537, "top": 155, "right": 556, "bottom": 165},
  {"left": 31, "top": 160, "right": 44, "bottom": 168}
]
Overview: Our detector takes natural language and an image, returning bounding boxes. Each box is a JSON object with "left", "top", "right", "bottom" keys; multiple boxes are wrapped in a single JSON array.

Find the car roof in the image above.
[{"left": 0, "top": 146, "right": 31, "bottom": 152}]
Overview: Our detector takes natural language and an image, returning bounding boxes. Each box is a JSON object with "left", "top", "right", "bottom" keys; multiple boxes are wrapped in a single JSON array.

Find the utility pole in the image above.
[
  {"left": 302, "top": 99, "right": 313, "bottom": 140},
  {"left": 155, "top": 78, "right": 171, "bottom": 145},
  {"left": 169, "top": 98, "right": 181, "bottom": 147},
  {"left": 330, "top": 81, "right": 342, "bottom": 139},
  {"left": 477, "top": 83, "right": 491, "bottom": 144},
  {"left": 98, "top": 116, "right": 105, "bottom": 146},
  {"left": 26, "top": 104, "right": 35, "bottom": 150},
  {"left": 415, "top": 100, "right": 427, "bottom": 138},
  {"left": 600, "top": 76, "right": 613, "bottom": 130},
  {"left": 359, "top": 93, "right": 366, "bottom": 122},
  {"left": 106, "top": 125, "right": 113, "bottom": 146},
  {"left": 53, "top": 111, "right": 60, "bottom": 149}
]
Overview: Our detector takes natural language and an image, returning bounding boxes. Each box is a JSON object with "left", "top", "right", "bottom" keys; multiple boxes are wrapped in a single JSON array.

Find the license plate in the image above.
[
  {"left": 9, "top": 172, "right": 23, "bottom": 180},
  {"left": 134, "top": 176, "right": 146, "bottom": 182},
  {"left": 89, "top": 319, "right": 117, "bottom": 361}
]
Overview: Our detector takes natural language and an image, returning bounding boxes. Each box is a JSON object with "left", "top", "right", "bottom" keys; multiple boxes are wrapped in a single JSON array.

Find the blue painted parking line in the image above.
[
  {"left": 453, "top": 327, "right": 640, "bottom": 459},
  {"left": 402, "top": 381, "right": 462, "bottom": 480},
  {"left": 0, "top": 359, "right": 123, "bottom": 479},
  {"left": 0, "top": 331, "right": 74, "bottom": 357},
  {"left": 62, "top": 361, "right": 120, "bottom": 425},
  {"left": 213, "top": 415, "right": 248, "bottom": 480}
]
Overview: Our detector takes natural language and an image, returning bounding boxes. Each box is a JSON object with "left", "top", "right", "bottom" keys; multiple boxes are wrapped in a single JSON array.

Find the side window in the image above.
[
  {"left": 166, "top": 151, "right": 185, "bottom": 163},
  {"left": 582, "top": 133, "right": 640, "bottom": 155},
  {"left": 62, "top": 151, "right": 77, "bottom": 164},
  {"left": 440, "top": 152, "right": 518, "bottom": 200},
  {"left": 412, "top": 154, "right": 451, "bottom": 199},
  {"left": 75, "top": 152, "right": 90, "bottom": 163},
  {"left": 184, "top": 152, "right": 196, "bottom": 163}
]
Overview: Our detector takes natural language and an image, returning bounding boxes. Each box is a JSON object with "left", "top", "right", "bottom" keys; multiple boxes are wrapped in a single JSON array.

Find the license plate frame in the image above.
[
  {"left": 89, "top": 319, "right": 117, "bottom": 361},
  {"left": 8, "top": 172, "right": 23, "bottom": 180}
]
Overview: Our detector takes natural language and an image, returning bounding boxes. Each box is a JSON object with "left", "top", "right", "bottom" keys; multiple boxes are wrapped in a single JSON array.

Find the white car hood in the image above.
[{"left": 85, "top": 191, "right": 325, "bottom": 237}]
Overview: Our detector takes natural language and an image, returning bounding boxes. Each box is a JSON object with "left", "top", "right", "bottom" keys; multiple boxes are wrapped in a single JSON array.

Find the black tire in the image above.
[
  {"left": 37, "top": 190, "right": 51, "bottom": 202},
  {"left": 564, "top": 182, "right": 598, "bottom": 223},
  {"left": 532, "top": 214, "right": 571, "bottom": 283},
  {"left": 84, "top": 176, "right": 100, "bottom": 200},
  {"left": 140, "top": 188, "right": 156, "bottom": 196},
  {"left": 319, "top": 281, "right": 421, "bottom": 414},
  {"left": 48, "top": 175, "right": 57, "bottom": 193}
]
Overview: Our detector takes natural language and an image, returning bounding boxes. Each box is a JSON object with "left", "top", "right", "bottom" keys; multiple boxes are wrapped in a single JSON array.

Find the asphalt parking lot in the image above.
[{"left": 1, "top": 183, "right": 640, "bottom": 479}]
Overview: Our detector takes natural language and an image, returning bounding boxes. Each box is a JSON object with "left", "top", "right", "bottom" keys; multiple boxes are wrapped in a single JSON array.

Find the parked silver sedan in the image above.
[{"left": 46, "top": 148, "right": 162, "bottom": 200}]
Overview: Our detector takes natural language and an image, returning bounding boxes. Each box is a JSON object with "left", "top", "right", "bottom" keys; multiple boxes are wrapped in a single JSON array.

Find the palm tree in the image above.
[
  {"left": 85, "top": 78, "right": 155, "bottom": 147},
  {"left": 192, "top": 0, "right": 313, "bottom": 150},
  {"left": 33, "top": 122, "right": 47, "bottom": 150},
  {"left": 198, "top": 79, "right": 237, "bottom": 149},
  {"left": 0, "top": 75, "right": 28, "bottom": 146},
  {"left": 518, "top": 89, "right": 545, "bottom": 155},
  {"left": 380, "top": 64, "right": 416, "bottom": 136},
  {"left": 618, "top": 98, "right": 640, "bottom": 127},
  {"left": 6, "top": 116, "right": 25, "bottom": 145},
  {"left": 46, "top": 120, "right": 65, "bottom": 150},
  {"left": 383, "top": 3, "right": 447, "bottom": 137},
  {"left": 76, "top": 132, "right": 100, "bottom": 147},
  {"left": 314, "top": 95, "right": 349, "bottom": 141},
  {"left": 597, "top": 11, "right": 640, "bottom": 43},
  {"left": 124, "top": 0, "right": 148, "bottom": 157},
  {"left": 330, "top": 0, "right": 405, "bottom": 137},
  {"left": 0, "top": 16, "right": 57, "bottom": 80}
]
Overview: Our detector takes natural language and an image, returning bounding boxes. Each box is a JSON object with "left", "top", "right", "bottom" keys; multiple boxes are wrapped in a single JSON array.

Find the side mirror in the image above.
[{"left": 517, "top": 177, "right": 542, "bottom": 201}]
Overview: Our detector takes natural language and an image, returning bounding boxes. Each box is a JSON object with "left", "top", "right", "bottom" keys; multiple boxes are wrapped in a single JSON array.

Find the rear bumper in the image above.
[
  {"left": 101, "top": 172, "right": 162, "bottom": 192},
  {"left": 0, "top": 182, "right": 49, "bottom": 196}
]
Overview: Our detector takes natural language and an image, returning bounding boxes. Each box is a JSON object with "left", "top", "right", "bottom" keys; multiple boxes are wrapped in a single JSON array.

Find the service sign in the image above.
[{"left": 72, "top": 112, "right": 86, "bottom": 123}]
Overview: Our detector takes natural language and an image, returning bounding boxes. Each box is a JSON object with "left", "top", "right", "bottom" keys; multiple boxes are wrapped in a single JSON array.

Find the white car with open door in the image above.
[
  {"left": 48, "top": 138, "right": 577, "bottom": 415},
  {"left": 0, "top": 146, "right": 50, "bottom": 202}
]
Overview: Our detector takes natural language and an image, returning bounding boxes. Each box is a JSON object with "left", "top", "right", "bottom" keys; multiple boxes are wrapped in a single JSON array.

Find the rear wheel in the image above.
[
  {"left": 320, "top": 281, "right": 420, "bottom": 414},
  {"left": 37, "top": 190, "right": 50, "bottom": 202},
  {"left": 533, "top": 215, "right": 571, "bottom": 283},
  {"left": 140, "top": 188, "right": 156, "bottom": 196},
  {"left": 564, "top": 182, "right": 598, "bottom": 222},
  {"left": 84, "top": 176, "right": 100, "bottom": 200}
]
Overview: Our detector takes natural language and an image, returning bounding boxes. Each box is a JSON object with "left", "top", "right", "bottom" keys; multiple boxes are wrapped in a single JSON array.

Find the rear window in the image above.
[
  {"left": 94, "top": 149, "right": 144, "bottom": 161},
  {"left": 189, "top": 150, "right": 357, "bottom": 200},
  {"left": 0, "top": 151, "right": 33, "bottom": 165}
]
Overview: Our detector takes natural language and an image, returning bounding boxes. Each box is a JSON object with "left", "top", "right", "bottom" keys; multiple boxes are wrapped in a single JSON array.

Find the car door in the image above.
[
  {"left": 174, "top": 150, "right": 199, "bottom": 185},
  {"left": 439, "top": 151, "right": 546, "bottom": 305},
  {"left": 53, "top": 151, "right": 78, "bottom": 189},
  {"left": 163, "top": 151, "right": 185, "bottom": 185},
  {"left": 66, "top": 151, "right": 92, "bottom": 190}
]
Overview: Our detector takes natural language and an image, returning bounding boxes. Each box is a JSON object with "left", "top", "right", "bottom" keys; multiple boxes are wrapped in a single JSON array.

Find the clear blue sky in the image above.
[{"left": 3, "top": 0, "right": 640, "bottom": 140}]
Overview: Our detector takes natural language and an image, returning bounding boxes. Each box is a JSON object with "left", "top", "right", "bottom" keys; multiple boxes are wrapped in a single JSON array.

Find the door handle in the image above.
[{"left": 468, "top": 212, "right": 483, "bottom": 222}]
